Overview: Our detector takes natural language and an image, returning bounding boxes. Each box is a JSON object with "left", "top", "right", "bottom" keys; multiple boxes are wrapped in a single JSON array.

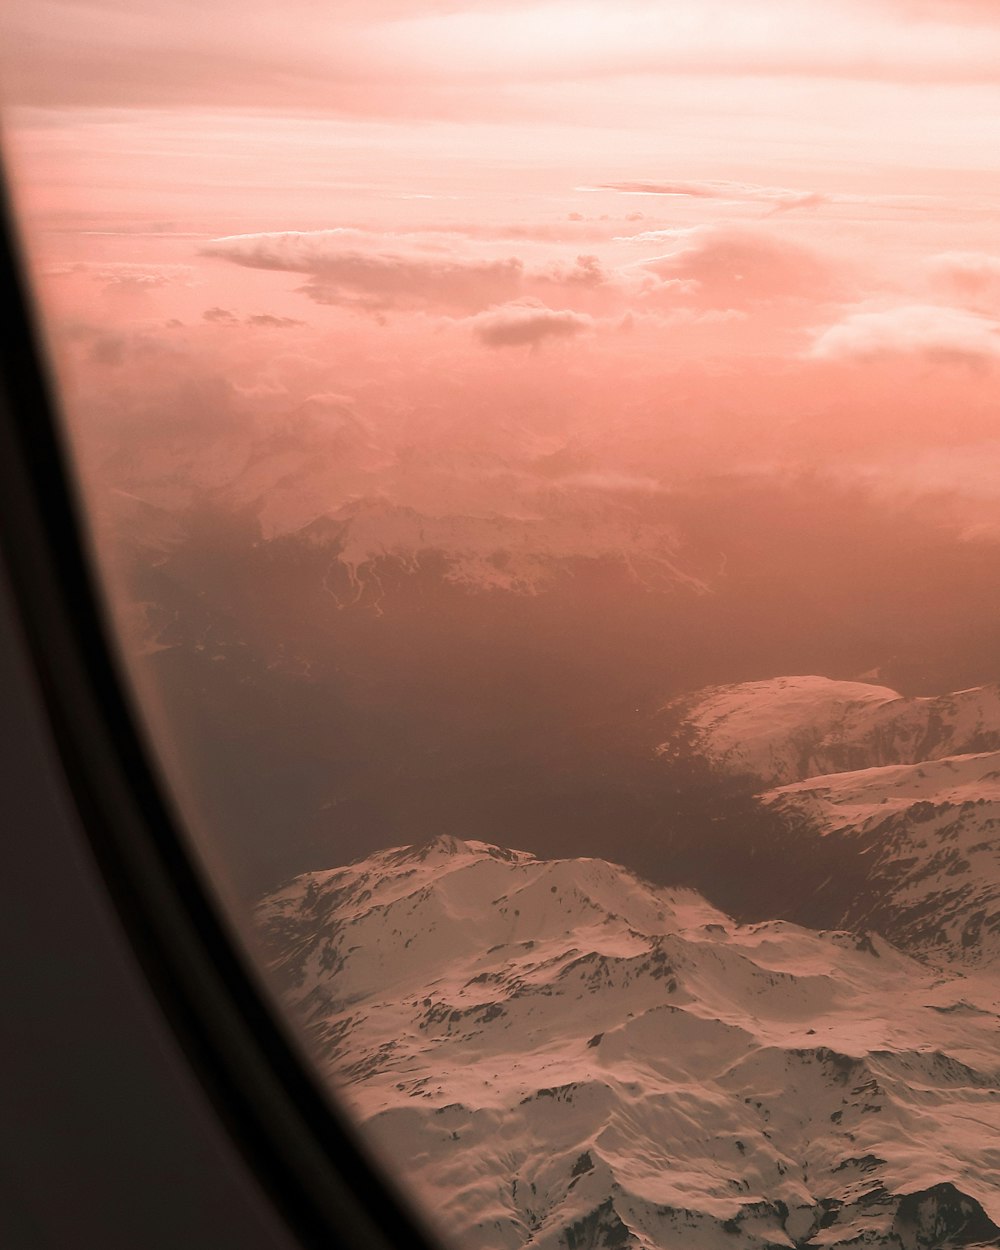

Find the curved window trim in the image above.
[{"left": 0, "top": 167, "right": 440, "bottom": 1250}]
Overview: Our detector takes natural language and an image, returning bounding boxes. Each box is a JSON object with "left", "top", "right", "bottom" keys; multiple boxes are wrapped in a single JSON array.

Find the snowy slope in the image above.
[
  {"left": 762, "top": 752, "right": 1000, "bottom": 966},
  {"left": 307, "top": 495, "right": 710, "bottom": 609},
  {"left": 660, "top": 677, "right": 1000, "bottom": 967},
  {"left": 660, "top": 676, "right": 1000, "bottom": 788},
  {"left": 257, "top": 837, "right": 1000, "bottom": 1250}
]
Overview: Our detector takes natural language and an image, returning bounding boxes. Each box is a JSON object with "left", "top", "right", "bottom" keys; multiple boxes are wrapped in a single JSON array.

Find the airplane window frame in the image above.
[{"left": 0, "top": 166, "right": 441, "bottom": 1250}]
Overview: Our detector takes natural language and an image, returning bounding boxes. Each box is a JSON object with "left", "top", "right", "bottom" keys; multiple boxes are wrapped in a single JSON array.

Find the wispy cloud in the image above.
[{"left": 594, "top": 180, "right": 827, "bottom": 211}]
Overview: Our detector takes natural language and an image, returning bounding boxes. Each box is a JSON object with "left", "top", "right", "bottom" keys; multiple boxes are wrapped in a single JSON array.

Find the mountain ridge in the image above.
[
  {"left": 660, "top": 677, "right": 1000, "bottom": 967},
  {"left": 257, "top": 837, "right": 1000, "bottom": 1250},
  {"left": 659, "top": 676, "right": 1000, "bottom": 789}
]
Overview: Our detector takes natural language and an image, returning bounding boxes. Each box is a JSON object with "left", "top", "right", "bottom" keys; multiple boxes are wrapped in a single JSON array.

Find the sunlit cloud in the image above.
[
  {"left": 203, "top": 230, "right": 525, "bottom": 313},
  {"left": 468, "top": 301, "right": 594, "bottom": 348},
  {"left": 808, "top": 304, "right": 1000, "bottom": 363},
  {"left": 204, "top": 227, "right": 790, "bottom": 321},
  {"left": 926, "top": 252, "right": 1000, "bottom": 308},
  {"left": 630, "top": 228, "right": 839, "bottom": 307}
]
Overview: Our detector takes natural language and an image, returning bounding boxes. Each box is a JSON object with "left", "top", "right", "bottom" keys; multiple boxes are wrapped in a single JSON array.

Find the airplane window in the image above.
[{"left": 3, "top": 3, "right": 1000, "bottom": 1248}]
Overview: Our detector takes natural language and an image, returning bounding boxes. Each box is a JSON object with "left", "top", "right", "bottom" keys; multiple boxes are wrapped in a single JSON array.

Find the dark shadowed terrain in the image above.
[{"left": 100, "top": 471, "right": 1000, "bottom": 911}]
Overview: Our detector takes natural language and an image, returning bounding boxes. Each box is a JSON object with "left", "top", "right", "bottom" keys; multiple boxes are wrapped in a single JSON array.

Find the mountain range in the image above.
[
  {"left": 257, "top": 835, "right": 1000, "bottom": 1250},
  {"left": 253, "top": 672, "right": 1000, "bottom": 1249}
]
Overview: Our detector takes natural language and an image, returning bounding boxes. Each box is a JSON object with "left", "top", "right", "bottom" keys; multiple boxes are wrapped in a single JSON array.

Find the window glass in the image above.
[{"left": 3, "top": 4, "right": 1000, "bottom": 1248}]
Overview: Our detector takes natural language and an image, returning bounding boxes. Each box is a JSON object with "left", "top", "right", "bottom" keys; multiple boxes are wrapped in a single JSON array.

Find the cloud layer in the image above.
[
  {"left": 8, "top": 0, "right": 1000, "bottom": 114},
  {"left": 8, "top": 0, "right": 1000, "bottom": 563}
]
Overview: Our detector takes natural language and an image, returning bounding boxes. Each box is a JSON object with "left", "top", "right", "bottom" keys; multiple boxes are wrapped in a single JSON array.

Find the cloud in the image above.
[
  {"left": 246, "top": 314, "right": 306, "bottom": 327},
  {"left": 84, "top": 263, "right": 196, "bottom": 310},
  {"left": 60, "top": 321, "right": 177, "bottom": 370},
  {"left": 101, "top": 272, "right": 171, "bottom": 290},
  {"left": 417, "top": 220, "right": 620, "bottom": 243},
  {"left": 294, "top": 253, "right": 525, "bottom": 313},
  {"left": 203, "top": 307, "right": 306, "bottom": 328},
  {"left": 808, "top": 304, "right": 1000, "bottom": 363},
  {"left": 596, "top": 180, "right": 827, "bottom": 211},
  {"left": 469, "top": 302, "right": 594, "bottom": 348},
  {"left": 10, "top": 0, "right": 1000, "bottom": 118},
  {"left": 95, "top": 263, "right": 196, "bottom": 285},
  {"left": 202, "top": 228, "right": 375, "bottom": 270},
  {"left": 628, "top": 228, "right": 836, "bottom": 307},
  {"left": 204, "top": 306, "right": 240, "bottom": 324},
  {"left": 205, "top": 230, "right": 644, "bottom": 318},
  {"left": 203, "top": 230, "right": 525, "bottom": 313},
  {"left": 533, "top": 254, "right": 610, "bottom": 288},
  {"left": 195, "top": 304, "right": 314, "bottom": 331},
  {"left": 205, "top": 225, "right": 791, "bottom": 327},
  {"left": 926, "top": 252, "right": 1000, "bottom": 308}
]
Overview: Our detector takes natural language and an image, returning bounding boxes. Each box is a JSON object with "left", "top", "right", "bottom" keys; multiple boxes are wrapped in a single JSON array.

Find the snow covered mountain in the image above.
[
  {"left": 659, "top": 676, "right": 1000, "bottom": 789},
  {"left": 762, "top": 751, "right": 1000, "bottom": 966},
  {"left": 256, "top": 837, "right": 1000, "bottom": 1250},
  {"left": 304, "top": 495, "right": 710, "bottom": 609},
  {"left": 659, "top": 677, "right": 1000, "bottom": 966},
  {"left": 97, "top": 392, "right": 715, "bottom": 608}
]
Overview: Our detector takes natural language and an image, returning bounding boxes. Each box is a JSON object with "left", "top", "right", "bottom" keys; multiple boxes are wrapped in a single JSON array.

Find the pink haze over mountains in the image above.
[{"left": 5, "top": 8, "right": 1000, "bottom": 1248}]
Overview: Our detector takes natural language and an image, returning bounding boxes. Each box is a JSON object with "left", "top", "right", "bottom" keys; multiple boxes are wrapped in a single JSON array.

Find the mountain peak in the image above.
[
  {"left": 662, "top": 675, "right": 1000, "bottom": 788},
  {"left": 377, "top": 834, "right": 536, "bottom": 868}
]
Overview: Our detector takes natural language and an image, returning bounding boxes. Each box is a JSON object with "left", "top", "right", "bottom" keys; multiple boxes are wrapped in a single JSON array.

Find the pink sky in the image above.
[{"left": 1, "top": 0, "right": 999, "bottom": 532}]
